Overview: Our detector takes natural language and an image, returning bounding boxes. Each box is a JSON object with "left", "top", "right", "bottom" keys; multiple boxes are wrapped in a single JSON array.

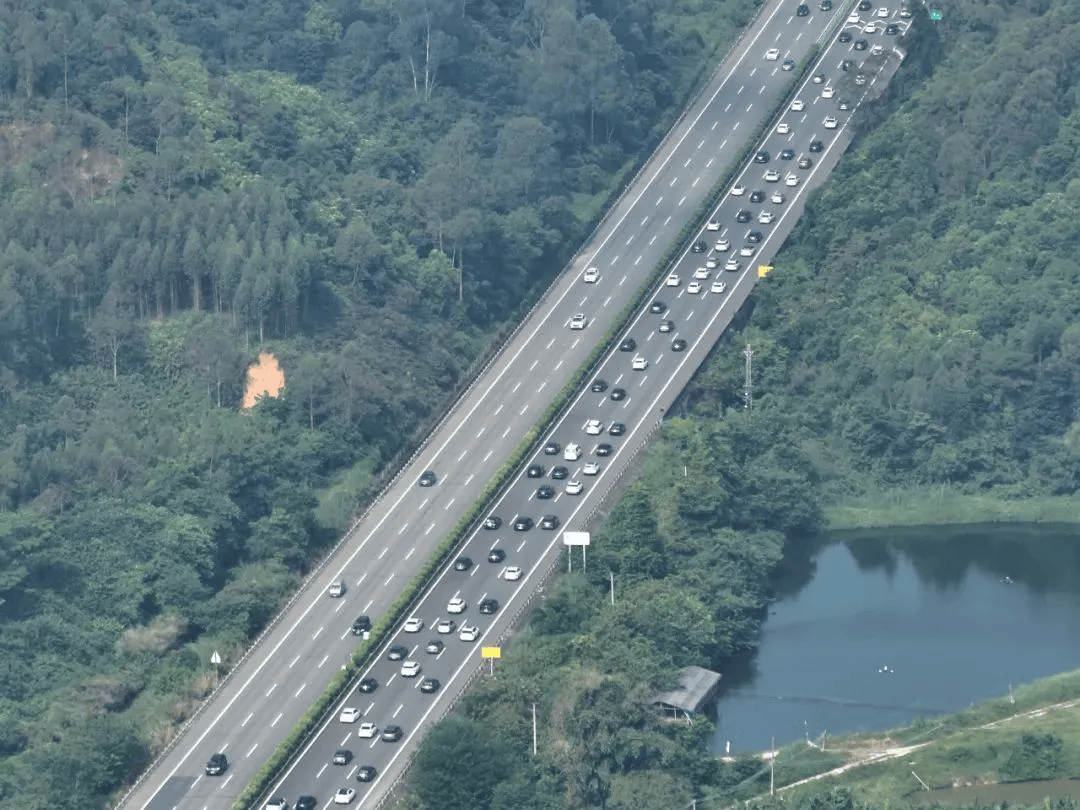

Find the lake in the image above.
[{"left": 712, "top": 523, "right": 1080, "bottom": 754}]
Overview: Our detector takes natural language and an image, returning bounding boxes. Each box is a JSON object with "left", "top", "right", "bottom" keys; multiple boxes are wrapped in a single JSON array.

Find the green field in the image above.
[{"left": 827, "top": 490, "right": 1080, "bottom": 530}]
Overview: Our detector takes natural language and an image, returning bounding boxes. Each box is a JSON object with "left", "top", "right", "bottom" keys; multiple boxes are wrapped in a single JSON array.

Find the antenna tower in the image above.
[{"left": 743, "top": 344, "right": 753, "bottom": 410}]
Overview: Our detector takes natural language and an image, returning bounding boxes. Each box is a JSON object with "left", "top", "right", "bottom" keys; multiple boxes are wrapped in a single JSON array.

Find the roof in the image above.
[{"left": 652, "top": 666, "right": 722, "bottom": 713}]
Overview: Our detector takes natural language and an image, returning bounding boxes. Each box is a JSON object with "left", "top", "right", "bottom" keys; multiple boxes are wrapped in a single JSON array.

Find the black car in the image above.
[
  {"left": 454, "top": 556, "right": 472, "bottom": 571},
  {"left": 425, "top": 639, "right": 444, "bottom": 654},
  {"left": 797, "top": 3, "right": 810, "bottom": 14},
  {"left": 780, "top": 148, "right": 795, "bottom": 160},
  {"left": 809, "top": 139, "right": 824, "bottom": 152},
  {"left": 595, "top": 444, "right": 613, "bottom": 457},
  {"left": 858, "top": 0, "right": 872, "bottom": 9},
  {"left": 838, "top": 30, "right": 852, "bottom": 42},
  {"left": 619, "top": 337, "right": 637, "bottom": 352},
  {"left": 649, "top": 300, "right": 667, "bottom": 314},
  {"left": 205, "top": 753, "right": 228, "bottom": 776},
  {"left": 387, "top": 645, "right": 408, "bottom": 661},
  {"left": 610, "top": 388, "right": 627, "bottom": 401},
  {"left": 885, "top": 22, "right": 899, "bottom": 33},
  {"left": 540, "top": 515, "right": 560, "bottom": 530},
  {"left": 356, "top": 766, "right": 377, "bottom": 783},
  {"left": 736, "top": 209, "right": 753, "bottom": 223},
  {"left": 514, "top": 516, "right": 534, "bottom": 531},
  {"left": 420, "top": 678, "right": 440, "bottom": 694},
  {"left": 551, "top": 466, "right": 569, "bottom": 479},
  {"left": 358, "top": 677, "right": 378, "bottom": 693},
  {"left": 658, "top": 319, "right": 674, "bottom": 333},
  {"left": 609, "top": 422, "right": 626, "bottom": 436},
  {"left": 749, "top": 189, "right": 766, "bottom": 203},
  {"left": 483, "top": 516, "right": 501, "bottom": 530},
  {"left": 819, "top": 0, "right": 832, "bottom": 8},
  {"left": 854, "top": 38, "right": 868, "bottom": 50},
  {"left": 590, "top": 379, "right": 608, "bottom": 393},
  {"left": 382, "top": 725, "right": 403, "bottom": 742},
  {"left": 351, "top": 615, "right": 372, "bottom": 635},
  {"left": 841, "top": 58, "right": 854, "bottom": 71},
  {"left": 754, "top": 149, "right": 770, "bottom": 163},
  {"left": 527, "top": 464, "right": 545, "bottom": 477},
  {"left": 479, "top": 598, "right": 500, "bottom": 615},
  {"left": 782, "top": 59, "right": 796, "bottom": 71},
  {"left": 543, "top": 441, "right": 560, "bottom": 455},
  {"left": 418, "top": 470, "right": 436, "bottom": 487},
  {"left": 747, "top": 230, "right": 764, "bottom": 244},
  {"left": 691, "top": 240, "right": 708, "bottom": 254},
  {"left": 333, "top": 750, "right": 353, "bottom": 765},
  {"left": 296, "top": 797, "right": 317, "bottom": 810},
  {"left": 487, "top": 548, "right": 506, "bottom": 563},
  {"left": 536, "top": 484, "right": 555, "bottom": 499},
  {"left": 798, "top": 156, "right": 814, "bottom": 169},
  {"left": 672, "top": 338, "right": 688, "bottom": 352}
]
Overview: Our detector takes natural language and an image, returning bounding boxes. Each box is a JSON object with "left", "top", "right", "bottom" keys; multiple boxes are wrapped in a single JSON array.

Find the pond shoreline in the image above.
[{"left": 827, "top": 490, "right": 1080, "bottom": 530}]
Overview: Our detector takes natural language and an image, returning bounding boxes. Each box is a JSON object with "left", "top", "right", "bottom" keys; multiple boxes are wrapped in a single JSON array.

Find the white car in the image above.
[
  {"left": 583, "top": 266, "right": 599, "bottom": 283},
  {"left": 339, "top": 707, "right": 363, "bottom": 723},
  {"left": 693, "top": 266, "right": 710, "bottom": 280},
  {"left": 585, "top": 419, "right": 603, "bottom": 435},
  {"left": 758, "top": 210, "right": 776, "bottom": 224},
  {"left": 730, "top": 184, "right": 746, "bottom": 196},
  {"left": 864, "top": 21, "right": 877, "bottom": 32},
  {"left": 265, "top": 800, "right": 288, "bottom": 810},
  {"left": 821, "top": 86, "right": 835, "bottom": 99},
  {"left": 772, "top": 190, "right": 785, "bottom": 204},
  {"left": 776, "top": 122, "right": 791, "bottom": 135},
  {"left": 334, "top": 789, "right": 357, "bottom": 805},
  {"left": 582, "top": 462, "right": 600, "bottom": 476},
  {"left": 687, "top": 281, "right": 703, "bottom": 295},
  {"left": 357, "top": 722, "right": 379, "bottom": 738},
  {"left": 876, "top": 5, "right": 889, "bottom": 15},
  {"left": 569, "top": 313, "right": 587, "bottom": 330},
  {"left": 565, "top": 480, "right": 584, "bottom": 495},
  {"left": 504, "top": 566, "right": 523, "bottom": 581},
  {"left": 706, "top": 217, "right": 722, "bottom": 231},
  {"left": 871, "top": 44, "right": 884, "bottom": 55},
  {"left": 459, "top": 624, "right": 480, "bottom": 642},
  {"left": 724, "top": 257, "right": 741, "bottom": 271},
  {"left": 403, "top": 617, "right": 424, "bottom": 633},
  {"left": 401, "top": 660, "right": 421, "bottom": 678},
  {"left": 665, "top": 272, "right": 681, "bottom": 287},
  {"left": 790, "top": 99, "right": 805, "bottom": 111},
  {"left": 765, "top": 47, "right": 780, "bottom": 60},
  {"left": 711, "top": 280, "right": 727, "bottom": 294},
  {"left": 705, "top": 256, "right": 718, "bottom": 269},
  {"left": 437, "top": 618, "right": 456, "bottom": 633},
  {"left": 764, "top": 169, "right": 781, "bottom": 182},
  {"left": 848, "top": 10, "right": 861, "bottom": 22},
  {"left": 824, "top": 115, "right": 839, "bottom": 129},
  {"left": 447, "top": 596, "right": 467, "bottom": 614},
  {"left": 785, "top": 173, "right": 800, "bottom": 187},
  {"left": 328, "top": 581, "right": 345, "bottom": 598},
  {"left": 632, "top": 354, "right": 649, "bottom": 369},
  {"left": 740, "top": 245, "right": 757, "bottom": 257},
  {"left": 714, "top": 238, "right": 731, "bottom": 252}
]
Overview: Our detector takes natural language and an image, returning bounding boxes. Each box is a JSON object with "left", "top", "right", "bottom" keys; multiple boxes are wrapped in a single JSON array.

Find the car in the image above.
[
  {"left": 479, "top": 598, "right": 499, "bottom": 615},
  {"left": 725, "top": 257, "right": 742, "bottom": 272},
  {"left": 447, "top": 596, "right": 466, "bottom": 614},
  {"left": 358, "top": 677, "right": 378, "bottom": 693},
  {"left": 885, "top": 22, "right": 899, "bottom": 33},
  {"left": 797, "top": 3, "right": 810, "bottom": 14},
  {"left": 401, "top": 660, "right": 421, "bottom": 677},
  {"left": 871, "top": 44, "right": 884, "bottom": 55},
  {"left": 425, "top": 638, "right": 444, "bottom": 654},
  {"left": 764, "top": 169, "right": 781, "bottom": 182},
  {"left": 736, "top": 209, "right": 753, "bottom": 222},
  {"left": 749, "top": 190, "right": 766, "bottom": 203},
  {"left": 632, "top": 354, "right": 649, "bottom": 369},
  {"left": 418, "top": 470, "right": 436, "bottom": 487},
  {"left": 764, "top": 47, "right": 780, "bottom": 60},
  {"left": 780, "top": 148, "right": 795, "bottom": 160},
  {"left": 747, "top": 230, "right": 764, "bottom": 244},
  {"left": 328, "top": 581, "right": 346, "bottom": 598},
  {"left": 740, "top": 245, "right": 757, "bottom": 258},
  {"left": 583, "top": 462, "right": 601, "bottom": 475},
  {"left": 610, "top": 388, "right": 626, "bottom": 401},
  {"left": 333, "top": 749, "right": 353, "bottom": 766},
  {"left": 864, "top": 20, "right": 877, "bottom": 32},
  {"left": 692, "top": 240, "right": 708, "bottom": 253},
  {"left": 387, "top": 645, "right": 408, "bottom": 661},
  {"left": 540, "top": 515, "right": 559, "bottom": 530},
  {"left": 296, "top": 797, "right": 317, "bottom": 810},
  {"left": 536, "top": 484, "right": 555, "bottom": 499},
  {"left": 357, "top": 722, "right": 379, "bottom": 738},
  {"left": 876, "top": 5, "right": 889, "bottom": 15},
  {"left": 528, "top": 463, "right": 546, "bottom": 476},
  {"left": 821, "top": 85, "right": 835, "bottom": 99},
  {"left": 730, "top": 184, "right": 746, "bottom": 196},
  {"left": 356, "top": 766, "right": 378, "bottom": 782},
  {"left": 791, "top": 99, "right": 805, "bottom": 112},
  {"left": 758, "top": 210, "right": 776, "bottom": 224},
  {"left": 798, "top": 156, "right": 814, "bottom": 169},
  {"left": 620, "top": 336, "right": 637, "bottom": 352},
  {"left": 381, "top": 725, "right": 403, "bottom": 742},
  {"left": 514, "top": 516, "right": 533, "bottom": 531},
  {"left": 841, "top": 58, "right": 854, "bottom": 70},
  {"left": 693, "top": 266, "right": 710, "bottom": 280},
  {"left": 705, "top": 256, "right": 718, "bottom": 269},
  {"left": 813, "top": 72, "right": 826, "bottom": 84},
  {"left": 649, "top": 300, "right": 667, "bottom": 314},
  {"left": 569, "top": 313, "right": 587, "bottom": 330},
  {"left": 754, "top": 149, "right": 770, "bottom": 163},
  {"left": 809, "top": 139, "right": 824, "bottom": 152},
  {"left": 715, "top": 237, "right": 732, "bottom": 250},
  {"left": 484, "top": 515, "right": 502, "bottom": 530},
  {"left": 583, "top": 266, "right": 599, "bottom": 283},
  {"left": 900, "top": 5, "right": 912, "bottom": 16},
  {"left": 565, "top": 480, "right": 585, "bottom": 495},
  {"left": 551, "top": 465, "right": 569, "bottom": 479},
  {"left": 420, "top": 678, "right": 441, "bottom": 694},
  {"left": 265, "top": 799, "right": 288, "bottom": 810},
  {"left": 824, "top": 115, "right": 839, "bottom": 129},
  {"left": 561, "top": 443, "right": 578, "bottom": 462},
  {"left": 820, "top": 0, "right": 833, "bottom": 8},
  {"left": 687, "top": 281, "right": 703, "bottom": 294},
  {"left": 487, "top": 547, "right": 506, "bottom": 563},
  {"left": 785, "top": 173, "right": 800, "bottom": 187},
  {"left": 707, "top": 217, "right": 722, "bottom": 231},
  {"left": 437, "top": 619, "right": 456, "bottom": 634},
  {"left": 351, "top": 615, "right": 372, "bottom": 635},
  {"left": 340, "top": 707, "right": 363, "bottom": 723},
  {"left": 334, "top": 788, "right": 357, "bottom": 805},
  {"left": 854, "top": 73, "right": 867, "bottom": 86},
  {"left": 711, "top": 280, "right": 728, "bottom": 294},
  {"left": 838, "top": 99, "right": 851, "bottom": 111},
  {"left": 205, "top": 753, "right": 228, "bottom": 776},
  {"left": 859, "top": 0, "right": 872, "bottom": 9},
  {"left": 671, "top": 338, "right": 688, "bottom": 352},
  {"left": 839, "top": 30, "right": 853, "bottom": 42},
  {"left": 659, "top": 319, "right": 675, "bottom": 334},
  {"left": 590, "top": 379, "right": 607, "bottom": 393},
  {"left": 595, "top": 443, "right": 613, "bottom": 457},
  {"left": 776, "top": 122, "right": 791, "bottom": 135},
  {"left": 585, "top": 419, "right": 603, "bottom": 435},
  {"left": 609, "top": 422, "right": 626, "bottom": 436},
  {"left": 854, "top": 38, "right": 868, "bottom": 50},
  {"left": 782, "top": 59, "right": 796, "bottom": 71},
  {"left": 504, "top": 565, "right": 524, "bottom": 582},
  {"left": 848, "top": 10, "right": 861, "bottom": 22},
  {"left": 459, "top": 624, "right": 480, "bottom": 641},
  {"left": 454, "top": 556, "right": 472, "bottom": 571},
  {"left": 403, "top": 617, "right": 424, "bottom": 633}
]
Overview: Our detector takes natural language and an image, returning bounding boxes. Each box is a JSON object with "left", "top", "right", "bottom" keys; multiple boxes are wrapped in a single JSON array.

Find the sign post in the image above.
[
  {"left": 563, "top": 531, "right": 591, "bottom": 572},
  {"left": 482, "top": 646, "right": 501, "bottom": 676}
]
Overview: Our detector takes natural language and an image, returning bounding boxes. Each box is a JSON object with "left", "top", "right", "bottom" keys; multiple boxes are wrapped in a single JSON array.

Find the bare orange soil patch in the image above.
[{"left": 244, "top": 353, "right": 285, "bottom": 408}]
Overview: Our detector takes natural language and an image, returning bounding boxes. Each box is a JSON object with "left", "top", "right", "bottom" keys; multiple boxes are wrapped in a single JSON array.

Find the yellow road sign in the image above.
[
  {"left": 482, "top": 647, "right": 501, "bottom": 659},
  {"left": 758, "top": 265, "right": 773, "bottom": 278}
]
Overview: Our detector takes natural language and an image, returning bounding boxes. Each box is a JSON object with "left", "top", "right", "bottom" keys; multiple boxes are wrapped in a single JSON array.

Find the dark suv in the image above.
[
  {"left": 205, "top": 753, "right": 228, "bottom": 776},
  {"left": 351, "top": 615, "right": 371, "bottom": 635},
  {"left": 754, "top": 149, "right": 770, "bottom": 163}
]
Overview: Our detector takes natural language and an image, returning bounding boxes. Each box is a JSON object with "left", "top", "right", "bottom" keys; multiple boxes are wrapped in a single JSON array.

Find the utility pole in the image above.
[
  {"left": 532, "top": 703, "right": 537, "bottom": 756},
  {"left": 609, "top": 571, "right": 615, "bottom": 605},
  {"left": 770, "top": 736, "right": 775, "bottom": 795},
  {"left": 743, "top": 344, "right": 753, "bottom": 410}
]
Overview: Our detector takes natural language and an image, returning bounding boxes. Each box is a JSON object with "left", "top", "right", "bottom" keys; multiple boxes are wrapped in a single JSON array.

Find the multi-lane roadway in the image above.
[{"left": 121, "top": 3, "right": 907, "bottom": 810}]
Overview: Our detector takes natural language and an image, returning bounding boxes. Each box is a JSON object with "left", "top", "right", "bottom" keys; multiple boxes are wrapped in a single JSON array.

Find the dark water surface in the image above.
[{"left": 712, "top": 524, "right": 1080, "bottom": 754}]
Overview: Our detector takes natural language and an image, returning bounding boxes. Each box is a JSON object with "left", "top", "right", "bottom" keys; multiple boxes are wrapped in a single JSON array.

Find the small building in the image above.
[{"left": 651, "top": 666, "right": 722, "bottom": 722}]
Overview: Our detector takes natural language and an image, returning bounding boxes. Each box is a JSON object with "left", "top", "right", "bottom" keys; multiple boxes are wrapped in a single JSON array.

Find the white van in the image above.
[{"left": 563, "top": 443, "right": 581, "bottom": 461}]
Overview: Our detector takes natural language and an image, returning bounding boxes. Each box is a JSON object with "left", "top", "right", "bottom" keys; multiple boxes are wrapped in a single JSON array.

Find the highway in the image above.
[{"left": 119, "top": 3, "right": 891, "bottom": 810}]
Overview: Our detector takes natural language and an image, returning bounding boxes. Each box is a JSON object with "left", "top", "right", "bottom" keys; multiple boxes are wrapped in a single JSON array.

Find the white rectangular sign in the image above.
[{"left": 563, "top": 531, "right": 590, "bottom": 547}]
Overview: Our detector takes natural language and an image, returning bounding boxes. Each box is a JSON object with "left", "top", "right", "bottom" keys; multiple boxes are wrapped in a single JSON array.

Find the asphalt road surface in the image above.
[{"left": 119, "top": 3, "right": 904, "bottom": 810}]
